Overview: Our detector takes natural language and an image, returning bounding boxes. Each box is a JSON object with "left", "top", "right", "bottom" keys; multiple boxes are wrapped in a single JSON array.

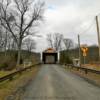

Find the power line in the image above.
[
  {"left": 97, "top": 13, "right": 100, "bottom": 16},
  {"left": 78, "top": 18, "right": 95, "bottom": 35}
]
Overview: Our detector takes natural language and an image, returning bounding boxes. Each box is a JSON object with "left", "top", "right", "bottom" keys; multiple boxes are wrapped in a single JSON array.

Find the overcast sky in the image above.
[{"left": 34, "top": 0, "right": 100, "bottom": 52}]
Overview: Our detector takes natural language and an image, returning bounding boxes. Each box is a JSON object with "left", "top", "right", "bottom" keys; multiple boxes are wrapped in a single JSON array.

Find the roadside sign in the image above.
[
  {"left": 81, "top": 45, "right": 88, "bottom": 64},
  {"left": 81, "top": 47, "right": 88, "bottom": 56}
]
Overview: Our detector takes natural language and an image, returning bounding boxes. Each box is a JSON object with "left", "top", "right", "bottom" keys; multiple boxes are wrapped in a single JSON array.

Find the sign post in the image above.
[{"left": 81, "top": 45, "right": 88, "bottom": 64}]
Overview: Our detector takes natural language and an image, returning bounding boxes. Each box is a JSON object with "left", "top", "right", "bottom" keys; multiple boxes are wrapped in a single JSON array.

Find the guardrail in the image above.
[
  {"left": 0, "top": 63, "right": 41, "bottom": 83},
  {"left": 64, "top": 64, "right": 100, "bottom": 75}
]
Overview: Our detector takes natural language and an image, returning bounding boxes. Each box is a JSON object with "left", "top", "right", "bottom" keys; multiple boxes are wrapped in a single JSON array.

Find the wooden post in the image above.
[
  {"left": 78, "top": 35, "right": 81, "bottom": 66},
  {"left": 96, "top": 16, "right": 100, "bottom": 61}
]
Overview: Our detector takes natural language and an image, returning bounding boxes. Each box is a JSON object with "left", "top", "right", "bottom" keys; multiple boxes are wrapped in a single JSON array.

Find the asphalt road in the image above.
[{"left": 21, "top": 64, "right": 100, "bottom": 100}]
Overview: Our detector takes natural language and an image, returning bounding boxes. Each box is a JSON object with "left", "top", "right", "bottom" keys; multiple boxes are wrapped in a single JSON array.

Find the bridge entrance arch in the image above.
[{"left": 42, "top": 48, "right": 59, "bottom": 64}]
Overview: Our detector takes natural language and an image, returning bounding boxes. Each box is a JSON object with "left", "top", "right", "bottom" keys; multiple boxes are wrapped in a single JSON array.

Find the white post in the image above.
[
  {"left": 78, "top": 35, "right": 81, "bottom": 66},
  {"left": 40, "top": 52, "right": 43, "bottom": 63},
  {"left": 58, "top": 52, "right": 60, "bottom": 63}
]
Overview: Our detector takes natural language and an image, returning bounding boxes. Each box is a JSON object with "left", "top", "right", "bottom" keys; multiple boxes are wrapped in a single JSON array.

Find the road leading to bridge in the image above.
[{"left": 21, "top": 64, "right": 100, "bottom": 100}]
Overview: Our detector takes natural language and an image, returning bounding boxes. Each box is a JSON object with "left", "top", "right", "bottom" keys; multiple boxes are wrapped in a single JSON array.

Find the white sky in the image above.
[{"left": 34, "top": 0, "right": 100, "bottom": 52}]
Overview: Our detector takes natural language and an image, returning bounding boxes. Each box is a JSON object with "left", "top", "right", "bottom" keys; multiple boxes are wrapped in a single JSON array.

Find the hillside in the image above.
[
  {"left": 60, "top": 46, "right": 99, "bottom": 64},
  {"left": 0, "top": 50, "right": 40, "bottom": 70}
]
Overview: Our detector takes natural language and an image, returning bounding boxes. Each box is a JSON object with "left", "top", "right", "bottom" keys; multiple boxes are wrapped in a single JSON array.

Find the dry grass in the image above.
[
  {"left": 83, "top": 64, "right": 100, "bottom": 71},
  {"left": 0, "top": 70, "right": 16, "bottom": 78},
  {"left": 0, "top": 66, "right": 40, "bottom": 100},
  {"left": 65, "top": 66, "right": 100, "bottom": 86}
]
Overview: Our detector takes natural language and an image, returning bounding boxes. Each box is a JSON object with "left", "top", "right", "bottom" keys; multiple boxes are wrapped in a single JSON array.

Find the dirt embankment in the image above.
[
  {"left": 0, "top": 65, "right": 41, "bottom": 100},
  {"left": 65, "top": 65, "right": 100, "bottom": 86}
]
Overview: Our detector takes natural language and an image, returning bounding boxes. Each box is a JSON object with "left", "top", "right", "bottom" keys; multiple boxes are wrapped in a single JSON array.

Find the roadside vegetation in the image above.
[
  {"left": 0, "top": 0, "right": 44, "bottom": 99},
  {"left": 0, "top": 65, "right": 40, "bottom": 100},
  {"left": 60, "top": 45, "right": 100, "bottom": 69},
  {"left": 0, "top": 0, "right": 43, "bottom": 79},
  {"left": 61, "top": 44, "right": 100, "bottom": 86},
  {"left": 0, "top": 51, "right": 40, "bottom": 70},
  {"left": 64, "top": 65, "right": 100, "bottom": 86},
  {"left": 0, "top": 0, "right": 45, "bottom": 66}
]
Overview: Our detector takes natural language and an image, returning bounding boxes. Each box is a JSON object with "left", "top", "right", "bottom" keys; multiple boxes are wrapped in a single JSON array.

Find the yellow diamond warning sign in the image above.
[{"left": 81, "top": 46, "right": 88, "bottom": 57}]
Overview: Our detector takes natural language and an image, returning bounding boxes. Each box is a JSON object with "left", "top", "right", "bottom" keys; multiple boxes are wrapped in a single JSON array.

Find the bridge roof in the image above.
[{"left": 43, "top": 48, "right": 56, "bottom": 53}]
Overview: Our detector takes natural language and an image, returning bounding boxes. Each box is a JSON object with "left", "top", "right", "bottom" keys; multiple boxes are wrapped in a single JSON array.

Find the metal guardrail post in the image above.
[
  {"left": 77, "top": 67, "right": 79, "bottom": 71},
  {"left": 0, "top": 63, "right": 41, "bottom": 83},
  {"left": 66, "top": 64, "right": 100, "bottom": 75},
  {"left": 85, "top": 69, "right": 88, "bottom": 74},
  {"left": 9, "top": 76, "right": 13, "bottom": 81}
]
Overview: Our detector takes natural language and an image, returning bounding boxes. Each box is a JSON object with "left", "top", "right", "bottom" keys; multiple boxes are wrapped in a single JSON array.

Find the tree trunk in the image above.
[
  {"left": 17, "top": 47, "right": 21, "bottom": 66},
  {"left": 17, "top": 40, "right": 22, "bottom": 66},
  {"left": 4, "top": 31, "right": 7, "bottom": 57}
]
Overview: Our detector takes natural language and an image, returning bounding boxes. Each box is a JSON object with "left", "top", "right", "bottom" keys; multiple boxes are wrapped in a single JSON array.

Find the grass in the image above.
[
  {"left": 0, "top": 63, "right": 35, "bottom": 78},
  {"left": 0, "top": 65, "right": 40, "bottom": 100},
  {"left": 83, "top": 64, "right": 100, "bottom": 71},
  {"left": 0, "top": 70, "right": 16, "bottom": 78}
]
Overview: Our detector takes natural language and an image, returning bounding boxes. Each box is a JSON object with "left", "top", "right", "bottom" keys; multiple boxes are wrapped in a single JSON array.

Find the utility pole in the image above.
[
  {"left": 78, "top": 34, "right": 81, "bottom": 66},
  {"left": 96, "top": 16, "right": 100, "bottom": 61}
]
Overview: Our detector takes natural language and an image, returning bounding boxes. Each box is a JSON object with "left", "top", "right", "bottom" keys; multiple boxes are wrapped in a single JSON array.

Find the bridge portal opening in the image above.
[{"left": 42, "top": 48, "right": 58, "bottom": 64}]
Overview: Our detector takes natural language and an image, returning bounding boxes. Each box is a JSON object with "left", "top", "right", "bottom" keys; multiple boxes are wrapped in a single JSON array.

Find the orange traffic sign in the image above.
[
  {"left": 81, "top": 47, "right": 88, "bottom": 52},
  {"left": 81, "top": 47, "right": 88, "bottom": 56}
]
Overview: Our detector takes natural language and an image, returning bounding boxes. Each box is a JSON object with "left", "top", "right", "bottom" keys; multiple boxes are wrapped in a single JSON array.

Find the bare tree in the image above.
[
  {"left": 7, "top": 35, "right": 17, "bottom": 51},
  {"left": 0, "top": 0, "right": 45, "bottom": 65},
  {"left": 0, "top": 27, "right": 4, "bottom": 50},
  {"left": 63, "top": 38, "right": 74, "bottom": 52},
  {"left": 54, "top": 33, "right": 63, "bottom": 51},
  {"left": 22, "top": 38, "right": 36, "bottom": 52},
  {"left": 0, "top": 26, "right": 8, "bottom": 52},
  {"left": 47, "top": 33, "right": 63, "bottom": 51},
  {"left": 3, "top": 29, "right": 8, "bottom": 56},
  {"left": 47, "top": 34, "right": 53, "bottom": 48}
]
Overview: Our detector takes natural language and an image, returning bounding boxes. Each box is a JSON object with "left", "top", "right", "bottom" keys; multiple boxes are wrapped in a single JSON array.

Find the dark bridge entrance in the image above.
[{"left": 42, "top": 48, "right": 58, "bottom": 64}]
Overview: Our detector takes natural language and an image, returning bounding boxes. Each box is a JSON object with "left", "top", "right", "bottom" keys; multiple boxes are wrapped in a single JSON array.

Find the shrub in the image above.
[
  {"left": 65, "top": 56, "right": 73, "bottom": 64},
  {"left": 60, "top": 52, "right": 73, "bottom": 64},
  {"left": 0, "top": 63, "right": 8, "bottom": 70},
  {"left": 14, "top": 53, "right": 23, "bottom": 64},
  {"left": 0, "top": 55, "right": 16, "bottom": 70}
]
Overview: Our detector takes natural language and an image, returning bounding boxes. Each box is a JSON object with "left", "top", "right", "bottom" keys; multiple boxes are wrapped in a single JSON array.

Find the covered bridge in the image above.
[{"left": 41, "top": 48, "right": 59, "bottom": 64}]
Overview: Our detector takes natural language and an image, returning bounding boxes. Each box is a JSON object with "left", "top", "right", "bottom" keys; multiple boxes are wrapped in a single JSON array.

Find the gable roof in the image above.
[{"left": 44, "top": 48, "right": 56, "bottom": 53}]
